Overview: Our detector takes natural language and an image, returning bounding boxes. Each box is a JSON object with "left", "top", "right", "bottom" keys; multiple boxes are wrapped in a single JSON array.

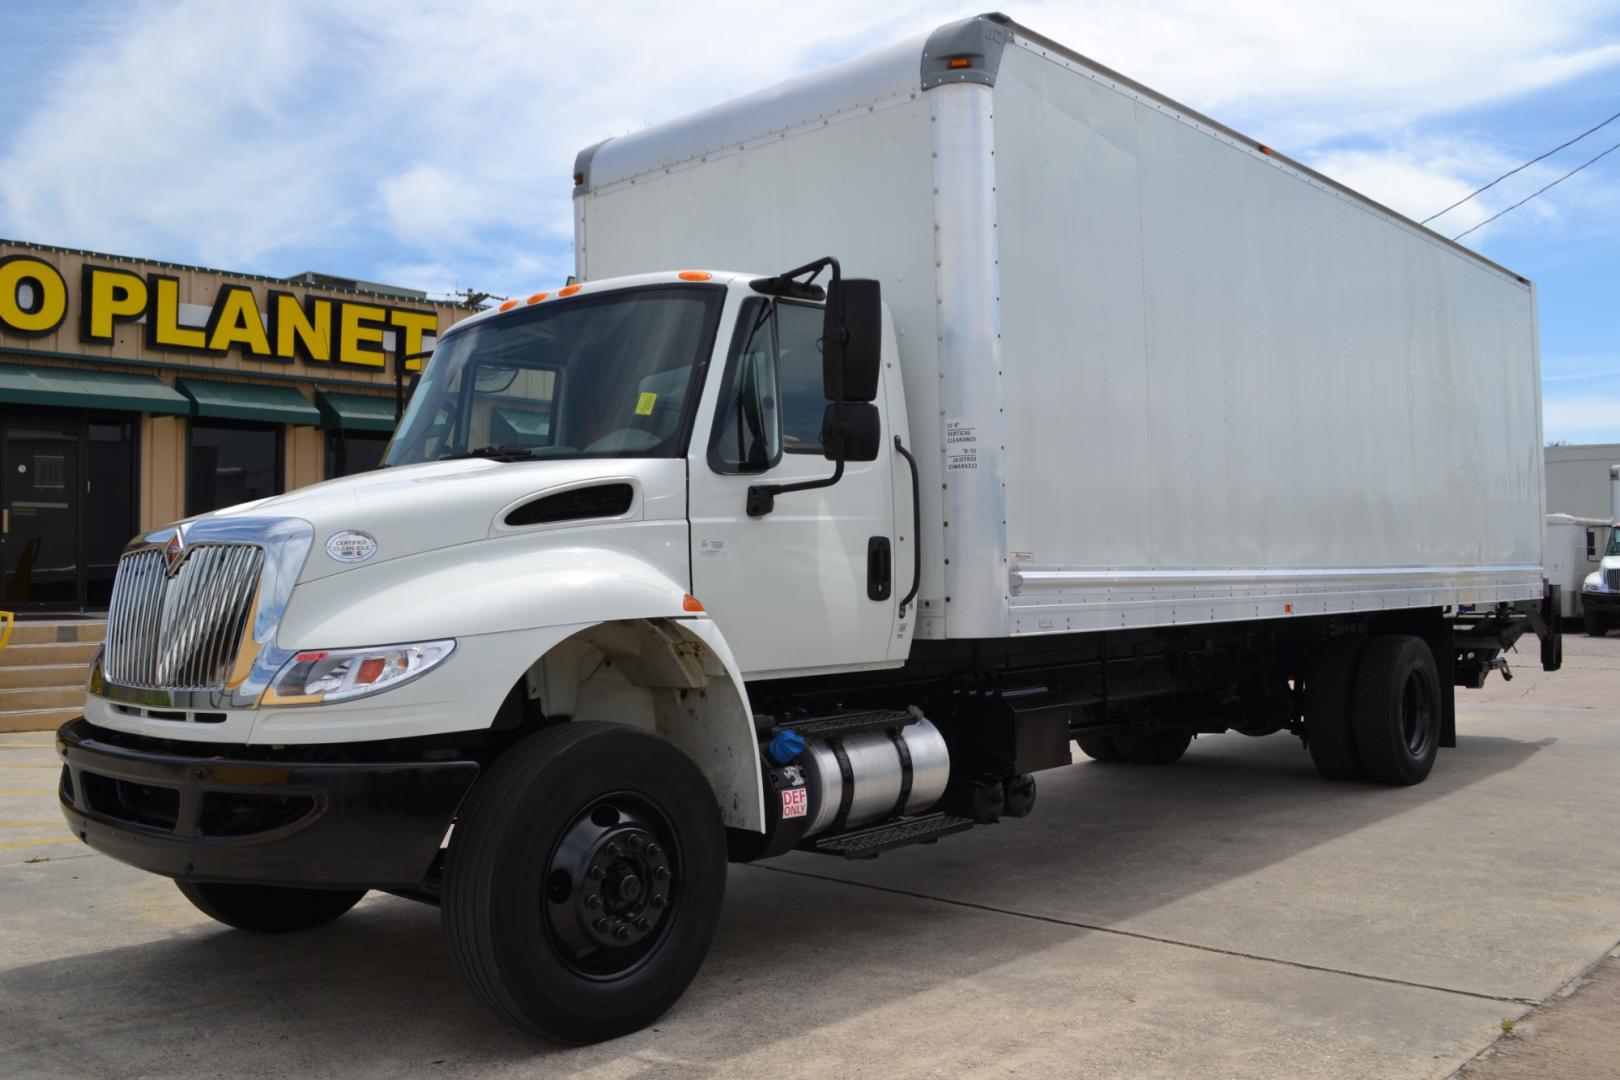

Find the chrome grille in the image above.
[
  {"left": 1608, "top": 568, "right": 1620, "bottom": 591},
  {"left": 103, "top": 544, "right": 265, "bottom": 689}
]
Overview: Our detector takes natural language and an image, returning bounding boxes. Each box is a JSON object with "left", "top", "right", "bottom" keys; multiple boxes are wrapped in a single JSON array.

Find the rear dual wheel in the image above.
[
  {"left": 1307, "top": 633, "right": 1440, "bottom": 785},
  {"left": 1077, "top": 731, "right": 1192, "bottom": 765}
]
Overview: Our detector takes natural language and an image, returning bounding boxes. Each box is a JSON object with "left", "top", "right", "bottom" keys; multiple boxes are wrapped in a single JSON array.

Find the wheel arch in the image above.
[{"left": 518, "top": 618, "right": 765, "bottom": 832}]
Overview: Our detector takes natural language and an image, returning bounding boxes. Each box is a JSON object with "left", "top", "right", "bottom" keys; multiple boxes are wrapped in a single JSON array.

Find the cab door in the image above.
[{"left": 687, "top": 298, "right": 897, "bottom": 678}]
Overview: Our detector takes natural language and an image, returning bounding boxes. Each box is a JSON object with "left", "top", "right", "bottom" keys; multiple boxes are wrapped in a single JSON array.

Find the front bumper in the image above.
[
  {"left": 56, "top": 718, "right": 479, "bottom": 889},
  {"left": 1582, "top": 591, "right": 1620, "bottom": 617}
]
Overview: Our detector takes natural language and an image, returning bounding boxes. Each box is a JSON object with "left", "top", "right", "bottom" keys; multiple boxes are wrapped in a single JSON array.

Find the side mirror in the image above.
[
  {"left": 823, "top": 402, "right": 880, "bottom": 463},
  {"left": 823, "top": 278, "right": 882, "bottom": 402},
  {"left": 1588, "top": 529, "right": 1600, "bottom": 561}
]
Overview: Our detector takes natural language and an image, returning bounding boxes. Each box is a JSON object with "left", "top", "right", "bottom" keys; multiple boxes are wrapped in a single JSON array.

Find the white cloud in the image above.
[{"left": 2, "top": 0, "right": 1617, "bottom": 294}]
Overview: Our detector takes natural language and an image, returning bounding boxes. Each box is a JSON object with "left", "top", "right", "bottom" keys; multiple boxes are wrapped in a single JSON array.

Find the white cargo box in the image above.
[{"left": 573, "top": 13, "right": 1545, "bottom": 641}]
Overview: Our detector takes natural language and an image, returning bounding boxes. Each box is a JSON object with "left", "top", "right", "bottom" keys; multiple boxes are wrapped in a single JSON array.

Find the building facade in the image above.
[
  {"left": 0, "top": 239, "right": 473, "bottom": 612},
  {"left": 1546, "top": 443, "right": 1620, "bottom": 520}
]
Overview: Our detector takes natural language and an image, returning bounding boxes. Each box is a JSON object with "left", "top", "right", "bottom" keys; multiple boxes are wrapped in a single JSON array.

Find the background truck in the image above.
[
  {"left": 59, "top": 12, "right": 1559, "bottom": 1044},
  {"left": 1565, "top": 465, "right": 1620, "bottom": 634}
]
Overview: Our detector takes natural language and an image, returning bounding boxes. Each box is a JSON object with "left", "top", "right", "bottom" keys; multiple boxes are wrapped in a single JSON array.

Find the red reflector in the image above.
[
  {"left": 947, "top": 58, "right": 972, "bottom": 69},
  {"left": 295, "top": 651, "right": 329, "bottom": 663}
]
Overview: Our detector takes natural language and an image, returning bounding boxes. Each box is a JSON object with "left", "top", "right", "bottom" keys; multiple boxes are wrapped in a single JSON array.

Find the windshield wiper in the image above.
[{"left": 439, "top": 444, "right": 539, "bottom": 462}]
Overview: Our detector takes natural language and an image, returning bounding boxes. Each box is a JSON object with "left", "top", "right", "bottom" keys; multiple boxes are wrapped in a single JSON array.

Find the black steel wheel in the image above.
[
  {"left": 1583, "top": 610, "right": 1609, "bottom": 637},
  {"left": 1352, "top": 635, "right": 1440, "bottom": 786},
  {"left": 1076, "top": 736, "right": 1124, "bottom": 762},
  {"left": 1306, "top": 635, "right": 1367, "bottom": 781},
  {"left": 176, "top": 881, "right": 366, "bottom": 934},
  {"left": 1111, "top": 730, "right": 1192, "bottom": 765},
  {"left": 442, "top": 722, "right": 726, "bottom": 1044}
]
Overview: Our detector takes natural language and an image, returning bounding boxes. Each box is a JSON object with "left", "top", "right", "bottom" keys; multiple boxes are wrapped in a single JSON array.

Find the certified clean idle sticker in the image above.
[{"left": 325, "top": 530, "right": 378, "bottom": 563}]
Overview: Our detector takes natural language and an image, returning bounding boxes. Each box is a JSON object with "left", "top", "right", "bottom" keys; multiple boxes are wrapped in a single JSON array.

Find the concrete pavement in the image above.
[{"left": 1, "top": 636, "right": 1616, "bottom": 1078}]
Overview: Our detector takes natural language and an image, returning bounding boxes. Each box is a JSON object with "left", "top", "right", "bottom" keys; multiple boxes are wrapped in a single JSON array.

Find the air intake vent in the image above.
[{"left": 505, "top": 483, "right": 634, "bottom": 527}]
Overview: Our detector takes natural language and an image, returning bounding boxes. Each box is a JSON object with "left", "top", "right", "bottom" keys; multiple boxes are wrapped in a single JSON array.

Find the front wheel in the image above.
[
  {"left": 1584, "top": 610, "right": 1609, "bottom": 637},
  {"left": 176, "top": 881, "right": 366, "bottom": 933},
  {"left": 442, "top": 722, "right": 727, "bottom": 1044},
  {"left": 1111, "top": 730, "right": 1192, "bottom": 765}
]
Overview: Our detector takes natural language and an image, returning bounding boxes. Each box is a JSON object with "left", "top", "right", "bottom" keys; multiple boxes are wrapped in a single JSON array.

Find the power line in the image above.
[
  {"left": 1421, "top": 107, "right": 1620, "bottom": 224},
  {"left": 1453, "top": 136, "right": 1620, "bottom": 241}
]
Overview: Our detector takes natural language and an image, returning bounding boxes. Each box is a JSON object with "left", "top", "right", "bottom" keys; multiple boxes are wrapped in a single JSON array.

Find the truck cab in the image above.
[{"left": 1580, "top": 524, "right": 1620, "bottom": 635}]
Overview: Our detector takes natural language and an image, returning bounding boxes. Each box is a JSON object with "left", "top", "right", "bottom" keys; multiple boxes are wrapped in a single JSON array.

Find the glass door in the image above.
[{"left": 2, "top": 418, "right": 83, "bottom": 608}]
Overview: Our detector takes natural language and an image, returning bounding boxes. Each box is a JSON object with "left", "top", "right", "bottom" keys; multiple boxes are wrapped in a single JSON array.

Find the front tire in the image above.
[
  {"left": 1352, "top": 635, "right": 1440, "bottom": 785},
  {"left": 176, "top": 881, "right": 366, "bottom": 934},
  {"left": 442, "top": 722, "right": 727, "bottom": 1044},
  {"left": 1076, "top": 736, "right": 1123, "bottom": 762},
  {"left": 1584, "top": 610, "right": 1609, "bottom": 637}
]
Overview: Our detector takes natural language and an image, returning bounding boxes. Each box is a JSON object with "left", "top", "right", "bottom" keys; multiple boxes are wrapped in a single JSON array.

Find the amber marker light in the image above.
[
  {"left": 947, "top": 58, "right": 972, "bottom": 69},
  {"left": 682, "top": 594, "right": 705, "bottom": 612},
  {"left": 526, "top": 291, "right": 549, "bottom": 304},
  {"left": 498, "top": 299, "right": 519, "bottom": 311},
  {"left": 558, "top": 284, "right": 583, "bottom": 297},
  {"left": 678, "top": 270, "right": 712, "bottom": 281}
]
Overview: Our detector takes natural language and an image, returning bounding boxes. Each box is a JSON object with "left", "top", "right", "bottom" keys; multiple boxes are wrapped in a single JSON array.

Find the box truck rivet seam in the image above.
[{"left": 59, "top": 12, "right": 1560, "bottom": 1044}]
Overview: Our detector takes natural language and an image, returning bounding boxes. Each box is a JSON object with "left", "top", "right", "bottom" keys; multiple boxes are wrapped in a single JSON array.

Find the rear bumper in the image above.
[{"left": 56, "top": 718, "right": 478, "bottom": 889}]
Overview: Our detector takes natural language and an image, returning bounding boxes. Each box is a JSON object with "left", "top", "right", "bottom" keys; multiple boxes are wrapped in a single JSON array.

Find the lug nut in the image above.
[
  {"left": 588, "top": 865, "right": 606, "bottom": 881},
  {"left": 614, "top": 924, "right": 632, "bottom": 941},
  {"left": 584, "top": 894, "right": 601, "bottom": 909},
  {"left": 635, "top": 916, "right": 650, "bottom": 930},
  {"left": 653, "top": 866, "right": 670, "bottom": 880},
  {"left": 594, "top": 918, "right": 611, "bottom": 932},
  {"left": 604, "top": 842, "right": 620, "bottom": 858},
  {"left": 643, "top": 843, "right": 661, "bottom": 857},
  {"left": 650, "top": 894, "right": 667, "bottom": 908}
]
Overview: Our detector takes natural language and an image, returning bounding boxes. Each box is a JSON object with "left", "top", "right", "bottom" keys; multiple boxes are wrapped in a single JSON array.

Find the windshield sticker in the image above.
[
  {"left": 636, "top": 392, "right": 658, "bottom": 416},
  {"left": 325, "top": 530, "right": 379, "bottom": 563}
]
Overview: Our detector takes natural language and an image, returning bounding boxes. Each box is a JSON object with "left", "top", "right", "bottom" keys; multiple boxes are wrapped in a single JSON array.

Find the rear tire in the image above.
[
  {"left": 1306, "top": 635, "right": 1366, "bottom": 781},
  {"left": 1076, "top": 736, "right": 1123, "bottom": 762},
  {"left": 176, "top": 881, "right": 366, "bottom": 934},
  {"left": 1584, "top": 611, "right": 1608, "bottom": 637},
  {"left": 442, "top": 722, "right": 727, "bottom": 1044},
  {"left": 1352, "top": 635, "right": 1440, "bottom": 786},
  {"left": 1111, "top": 731, "right": 1192, "bottom": 765}
]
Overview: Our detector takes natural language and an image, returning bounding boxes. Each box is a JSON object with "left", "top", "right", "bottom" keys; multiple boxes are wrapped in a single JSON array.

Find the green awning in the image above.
[
  {"left": 178, "top": 378, "right": 320, "bottom": 426},
  {"left": 316, "top": 389, "right": 398, "bottom": 433},
  {"left": 0, "top": 363, "right": 190, "bottom": 415}
]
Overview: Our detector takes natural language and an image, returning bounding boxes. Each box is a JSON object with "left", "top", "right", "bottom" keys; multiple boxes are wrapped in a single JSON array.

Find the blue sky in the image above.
[{"left": 2, "top": 0, "right": 1617, "bottom": 442}]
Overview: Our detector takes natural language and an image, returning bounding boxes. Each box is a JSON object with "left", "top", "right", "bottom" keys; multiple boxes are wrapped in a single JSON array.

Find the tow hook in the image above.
[{"left": 1490, "top": 656, "right": 1512, "bottom": 682}]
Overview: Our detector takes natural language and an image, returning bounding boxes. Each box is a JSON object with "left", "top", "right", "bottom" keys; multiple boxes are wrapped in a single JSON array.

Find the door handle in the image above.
[
  {"left": 2, "top": 508, "right": 7, "bottom": 535},
  {"left": 893, "top": 436, "right": 921, "bottom": 617},
  {"left": 867, "top": 536, "right": 892, "bottom": 601}
]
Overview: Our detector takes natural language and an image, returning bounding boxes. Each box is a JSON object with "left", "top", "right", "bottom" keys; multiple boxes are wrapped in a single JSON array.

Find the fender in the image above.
[{"left": 271, "top": 539, "right": 766, "bottom": 832}]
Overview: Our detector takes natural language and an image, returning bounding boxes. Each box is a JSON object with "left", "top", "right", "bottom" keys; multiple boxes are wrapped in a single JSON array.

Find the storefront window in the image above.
[
  {"left": 187, "top": 421, "right": 282, "bottom": 516},
  {"left": 325, "top": 430, "right": 390, "bottom": 478}
]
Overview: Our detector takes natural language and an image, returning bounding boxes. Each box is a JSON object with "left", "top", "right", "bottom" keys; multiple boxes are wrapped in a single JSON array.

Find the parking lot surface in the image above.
[{"left": 2, "top": 636, "right": 1616, "bottom": 1079}]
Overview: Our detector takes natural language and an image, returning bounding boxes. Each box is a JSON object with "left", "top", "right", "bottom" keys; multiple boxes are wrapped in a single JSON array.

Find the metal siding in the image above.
[
  {"left": 991, "top": 40, "right": 1542, "bottom": 631},
  {"left": 576, "top": 93, "right": 953, "bottom": 624}
]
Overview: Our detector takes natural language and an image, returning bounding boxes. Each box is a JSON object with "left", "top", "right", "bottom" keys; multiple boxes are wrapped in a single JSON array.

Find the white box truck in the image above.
[
  {"left": 1560, "top": 464, "right": 1620, "bottom": 633},
  {"left": 59, "top": 13, "right": 1561, "bottom": 1043}
]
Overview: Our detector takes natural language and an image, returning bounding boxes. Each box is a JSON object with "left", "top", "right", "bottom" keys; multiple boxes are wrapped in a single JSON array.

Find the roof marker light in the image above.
[
  {"left": 558, "top": 284, "right": 583, "bottom": 297},
  {"left": 498, "top": 299, "right": 518, "bottom": 312},
  {"left": 678, "top": 270, "right": 712, "bottom": 281},
  {"left": 526, "top": 291, "right": 549, "bottom": 304}
]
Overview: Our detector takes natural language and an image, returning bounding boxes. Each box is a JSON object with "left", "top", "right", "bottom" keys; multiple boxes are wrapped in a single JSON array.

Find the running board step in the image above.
[
  {"left": 804, "top": 812, "right": 975, "bottom": 859},
  {"left": 786, "top": 708, "right": 916, "bottom": 741}
]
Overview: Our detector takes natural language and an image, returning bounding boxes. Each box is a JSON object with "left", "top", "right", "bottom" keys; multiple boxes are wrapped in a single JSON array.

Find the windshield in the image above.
[
  {"left": 1609, "top": 528, "right": 1620, "bottom": 557},
  {"left": 385, "top": 285, "right": 722, "bottom": 466}
]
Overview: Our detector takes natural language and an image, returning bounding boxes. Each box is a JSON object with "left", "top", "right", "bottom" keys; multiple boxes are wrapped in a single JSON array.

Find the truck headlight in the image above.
[{"left": 260, "top": 640, "right": 455, "bottom": 706}]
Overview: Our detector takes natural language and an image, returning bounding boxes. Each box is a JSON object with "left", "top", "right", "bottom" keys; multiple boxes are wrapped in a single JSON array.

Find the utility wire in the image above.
[
  {"left": 1453, "top": 136, "right": 1620, "bottom": 241},
  {"left": 1421, "top": 107, "right": 1620, "bottom": 224}
]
